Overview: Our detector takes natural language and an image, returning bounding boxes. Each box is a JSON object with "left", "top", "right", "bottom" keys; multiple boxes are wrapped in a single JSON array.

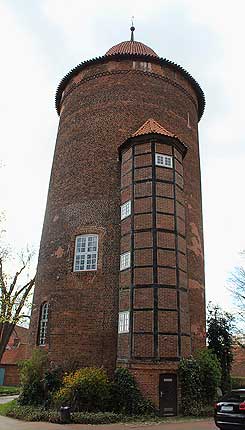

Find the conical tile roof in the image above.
[
  {"left": 106, "top": 41, "right": 158, "bottom": 58},
  {"left": 132, "top": 118, "right": 176, "bottom": 138}
]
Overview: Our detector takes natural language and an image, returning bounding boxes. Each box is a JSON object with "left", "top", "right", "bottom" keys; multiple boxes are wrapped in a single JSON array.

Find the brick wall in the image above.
[
  {"left": 232, "top": 344, "right": 245, "bottom": 378},
  {"left": 118, "top": 138, "right": 190, "bottom": 363},
  {"left": 0, "top": 364, "right": 19, "bottom": 386},
  {"left": 121, "top": 362, "right": 179, "bottom": 408}
]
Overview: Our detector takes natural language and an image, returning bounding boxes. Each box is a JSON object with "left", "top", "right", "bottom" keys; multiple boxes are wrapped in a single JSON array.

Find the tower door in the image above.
[
  {"left": 0, "top": 368, "right": 5, "bottom": 386},
  {"left": 159, "top": 373, "right": 177, "bottom": 416}
]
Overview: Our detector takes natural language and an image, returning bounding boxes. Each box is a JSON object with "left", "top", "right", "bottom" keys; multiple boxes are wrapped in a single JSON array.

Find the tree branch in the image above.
[{"left": 9, "top": 263, "right": 27, "bottom": 296}]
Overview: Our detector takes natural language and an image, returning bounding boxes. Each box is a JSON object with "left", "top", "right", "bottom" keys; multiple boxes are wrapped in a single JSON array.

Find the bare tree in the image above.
[
  {"left": 0, "top": 216, "right": 35, "bottom": 361},
  {"left": 229, "top": 252, "right": 245, "bottom": 324}
]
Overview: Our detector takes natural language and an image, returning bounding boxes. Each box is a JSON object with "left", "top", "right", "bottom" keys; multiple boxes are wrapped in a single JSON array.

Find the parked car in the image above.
[{"left": 214, "top": 389, "right": 245, "bottom": 429}]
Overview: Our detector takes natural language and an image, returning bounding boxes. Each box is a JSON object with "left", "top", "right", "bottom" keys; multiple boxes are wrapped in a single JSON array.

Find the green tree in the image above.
[{"left": 207, "top": 303, "right": 234, "bottom": 393}]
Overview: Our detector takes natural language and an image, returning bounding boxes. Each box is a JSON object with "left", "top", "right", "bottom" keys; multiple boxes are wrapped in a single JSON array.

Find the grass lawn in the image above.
[
  {"left": 0, "top": 386, "right": 20, "bottom": 396},
  {"left": 0, "top": 400, "right": 18, "bottom": 416}
]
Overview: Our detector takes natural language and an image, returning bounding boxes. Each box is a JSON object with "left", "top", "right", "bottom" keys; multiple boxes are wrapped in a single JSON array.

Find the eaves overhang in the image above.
[
  {"left": 55, "top": 53, "right": 205, "bottom": 120},
  {"left": 118, "top": 132, "right": 188, "bottom": 160}
]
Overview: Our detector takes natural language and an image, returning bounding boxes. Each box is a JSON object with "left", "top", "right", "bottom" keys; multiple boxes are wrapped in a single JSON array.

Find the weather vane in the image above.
[{"left": 130, "top": 16, "right": 135, "bottom": 42}]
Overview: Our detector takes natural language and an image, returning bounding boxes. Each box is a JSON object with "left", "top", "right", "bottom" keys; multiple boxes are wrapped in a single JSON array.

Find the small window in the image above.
[
  {"left": 121, "top": 200, "right": 131, "bottom": 220},
  {"left": 74, "top": 235, "right": 98, "bottom": 271},
  {"left": 118, "top": 311, "right": 130, "bottom": 333},
  {"left": 38, "top": 302, "right": 49, "bottom": 346},
  {"left": 120, "top": 252, "right": 130, "bottom": 271},
  {"left": 155, "top": 153, "right": 173, "bottom": 168},
  {"left": 133, "top": 61, "right": 152, "bottom": 72}
]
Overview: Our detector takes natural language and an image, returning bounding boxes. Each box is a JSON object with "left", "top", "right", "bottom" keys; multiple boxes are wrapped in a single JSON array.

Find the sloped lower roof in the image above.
[
  {"left": 132, "top": 118, "right": 176, "bottom": 138},
  {"left": 1, "top": 344, "right": 30, "bottom": 365},
  {"left": 0, "top": 326, "right": 30, "bottom": 365},
  {"left": 118, "top": 118, "right": 187, "bottom": 158}
]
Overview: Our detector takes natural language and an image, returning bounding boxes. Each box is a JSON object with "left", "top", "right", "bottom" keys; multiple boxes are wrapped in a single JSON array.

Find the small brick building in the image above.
[
  {"left": 0, "top": 326, "right": 30, "bottom": 386},
  {"left": 30, "top": 29, "right": 206, "bottom": 415},
  {"left": 232, "top": 335, "right": 245, "bottom": 379}
]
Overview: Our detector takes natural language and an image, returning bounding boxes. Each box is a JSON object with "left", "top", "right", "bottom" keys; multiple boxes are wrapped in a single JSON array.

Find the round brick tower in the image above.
[{"left": 30, "top": 29, "right": 206, "bottom": 414}]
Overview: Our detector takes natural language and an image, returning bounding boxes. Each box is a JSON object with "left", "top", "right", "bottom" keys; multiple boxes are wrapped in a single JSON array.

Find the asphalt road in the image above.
[{"left": 0, "top": 417, "right": 217, "bottom": 430}]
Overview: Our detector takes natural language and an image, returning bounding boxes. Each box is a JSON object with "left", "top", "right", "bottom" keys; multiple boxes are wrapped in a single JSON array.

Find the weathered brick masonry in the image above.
[{"left": 29, "top": 36, "right": 206, "bottom": 413}]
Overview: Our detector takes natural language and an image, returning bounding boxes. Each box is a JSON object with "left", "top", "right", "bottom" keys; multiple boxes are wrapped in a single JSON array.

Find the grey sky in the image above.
[{"left": 1, "top": 0, "right": 244, "bottom": 315}]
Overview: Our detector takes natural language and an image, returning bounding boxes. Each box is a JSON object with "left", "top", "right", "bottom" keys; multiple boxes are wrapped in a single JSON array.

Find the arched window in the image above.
[{"left": 38, "top": 302, "right": 49, "bottom": 346}]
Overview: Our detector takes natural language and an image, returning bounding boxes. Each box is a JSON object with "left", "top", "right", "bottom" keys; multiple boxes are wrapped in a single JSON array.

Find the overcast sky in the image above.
[{"left": 1, "top": 0, "right": 244, "bottom": 317}]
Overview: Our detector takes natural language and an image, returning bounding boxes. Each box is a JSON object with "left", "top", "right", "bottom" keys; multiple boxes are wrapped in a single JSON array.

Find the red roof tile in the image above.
[
  {"left": 106, "top": 41, "right": 158, "bottom": 58},
  {"left": 1, "top": 325, "right": 31, "bottom": 365},
  {"left": 13, "top": 326, "right": 29, "bottom": 343},
  {"left": 1, "top": 344, "right": 30, "bottom": 364},
  {"left": 132, "top": 118, "right": 176, "bottom": 138}
]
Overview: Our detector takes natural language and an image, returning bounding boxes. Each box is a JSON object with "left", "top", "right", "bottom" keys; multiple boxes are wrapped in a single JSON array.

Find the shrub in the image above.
[
  {"left": 3, "top": 402, "right": 139, "bottom": 424},
  {"left": 18, "top": 349, "right": 48, "bottom": 406},
  {"left": 196, "top": 349, "right": 221, "bottom": 404},
  {"left": 6, "top": 402, "right": 61, "bottom": 423},
  {"left": 72, "top": 411, "right": 126, "bottom": 424},
  {"left": 52, "top": 367, "right": 110, "bottom": 412},
  {"left": 44, "top": 366, "right": 64, "bottom": 394},
  {"left": 179, "top": 350, "right": 223, "bottom": 415},
  {"left": 179, "top": 357, "right": 202, "bottom": 416},
  {"left": 43, "top": 366, "right": 64, "bottom": 406},
  {"left": 110, "top": 367, "right": 154, "bottom": 415}
]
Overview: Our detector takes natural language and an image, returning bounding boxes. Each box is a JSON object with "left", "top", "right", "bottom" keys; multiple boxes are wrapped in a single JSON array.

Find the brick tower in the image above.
[{"left": 30, "top": 27, "right": 206, "bottom": 414}]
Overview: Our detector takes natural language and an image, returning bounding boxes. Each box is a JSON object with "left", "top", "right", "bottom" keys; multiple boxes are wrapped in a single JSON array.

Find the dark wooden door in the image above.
[{"left": 159, "top": 373, "right": 177, "bottom": 416}]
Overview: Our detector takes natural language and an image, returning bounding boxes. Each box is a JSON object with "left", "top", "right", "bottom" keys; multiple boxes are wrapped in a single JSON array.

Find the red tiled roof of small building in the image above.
[
  {"left": 132, "top": 118, "right": 176, "bottom": 138},
  {"left": 14, "top": 326, "right": 29, "bottom": 343},
  {"left": 1, "top": 326, "right": 31, "bottom": 365},
  {"left": 106, "top": 41, "right": 158, "bottom": 58},
  {"left": 1, "top": 344, "right": 30, "bottom": 365}
]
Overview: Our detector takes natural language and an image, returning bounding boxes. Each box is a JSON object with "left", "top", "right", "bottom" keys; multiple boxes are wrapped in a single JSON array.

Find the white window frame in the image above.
[
  {"left": 74, "top": 234, "right": 98, "bottom": 272},
  {"left": 155, "top": 153, "right": 173, "bottom": 168},
  {"left": 39, "top": 302, "right": 49, "bottom": 346},
  {"left": 118, "top": 311, "right": 130, "bottom": 333},
  {"left": 120, "top": 251, "right": 131, "bottom": 271},
  {"left": 121, "top": 200, "right": 131, "bottom": 220}
]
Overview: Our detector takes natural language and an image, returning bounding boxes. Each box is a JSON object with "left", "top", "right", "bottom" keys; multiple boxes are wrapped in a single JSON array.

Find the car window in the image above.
[{"left": 221, "top": 391, "right": 245, "bottom": 402}]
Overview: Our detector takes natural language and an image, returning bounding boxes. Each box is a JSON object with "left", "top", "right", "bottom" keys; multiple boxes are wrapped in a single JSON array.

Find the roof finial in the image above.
[{"left": 130, "top": 16, "right": 135, "bottom": 42}]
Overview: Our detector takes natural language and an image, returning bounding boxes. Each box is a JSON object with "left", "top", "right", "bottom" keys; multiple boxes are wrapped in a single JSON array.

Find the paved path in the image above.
[
  {"left": 0, "top": 417, "right": 217, "bottom": 430},
  {"left": 0, "top": 395, "right": 18, "bottom": 404},
  {"left": 0, "top": 399, "right": 217, "bottom": 430}
]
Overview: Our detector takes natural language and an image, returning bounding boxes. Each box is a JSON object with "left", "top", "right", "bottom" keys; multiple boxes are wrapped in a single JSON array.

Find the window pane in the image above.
[
  {"left": 155, "top": 153, "right": 173, "bottom": 168},
  {"left": 118, "top": 311, "right": 130, "bottom": 333},
  {"left": 120, "top": 252, "right": 130, "bottom": 270},
  {"left": 87, "top": 236, "right": 97, "bottom": 252},
  {"left": 39, "top": 303, "right": 49, "bottom": 346},
  {"left": 121, "top": 200, "right": 131, "bottom": 220},
  {"left": 74, "top": 235, "right": 98, "bottom": 271}
]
